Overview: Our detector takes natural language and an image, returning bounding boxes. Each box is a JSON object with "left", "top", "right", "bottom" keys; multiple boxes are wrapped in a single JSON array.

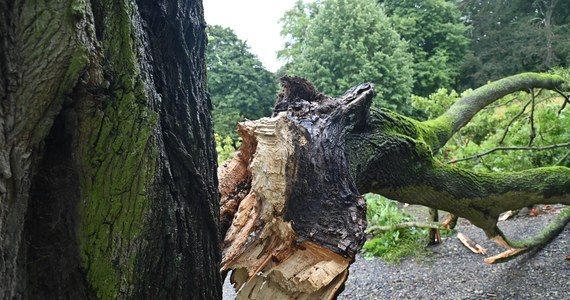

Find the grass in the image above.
[{"left": 362, "top": 193, "right": 434, "bottom": 264}]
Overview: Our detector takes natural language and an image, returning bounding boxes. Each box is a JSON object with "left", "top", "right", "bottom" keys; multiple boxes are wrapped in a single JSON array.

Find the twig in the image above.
[
  {"left": 483, "top": 95, "right": 519, "bottom": 109},
  {"left": 554, "top": 150, "right": 570, "bottom": 166},
  {"left": 498, "top": 99, "right": 532, "bottom": 145},
  {"left": 447, "top": 142, "right": 570, "bottom": 164},
  {"left": 528, "top": 88, "right": 536, "bottom": 146},
  {"left": 365, "top": 222, "right": 443, "bottom": 234},
  {"left": 554, "top": 87, "right": 570, "bottom": 114}
]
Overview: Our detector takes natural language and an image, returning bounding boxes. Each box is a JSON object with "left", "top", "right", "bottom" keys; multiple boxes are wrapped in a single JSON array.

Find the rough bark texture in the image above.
[
  {"left": 221, "top": 73, "right": 569, "bottom": 297},
  {"left": 0, "top": 0, "right": 220, "bottom": 299}
]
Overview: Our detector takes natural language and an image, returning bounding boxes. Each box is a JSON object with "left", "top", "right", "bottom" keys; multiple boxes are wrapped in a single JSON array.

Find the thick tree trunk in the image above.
[
  {"left": 220, "top": 74, "right": 570, "bottom": 297},
  {"left": 1, "top": 0, "right": 220, "bottom": 299}
]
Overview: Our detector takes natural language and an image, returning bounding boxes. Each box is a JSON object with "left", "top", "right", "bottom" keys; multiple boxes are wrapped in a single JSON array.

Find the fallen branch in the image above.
[
  {"left": 447, "top": 142, "right": 570, "bottom": 164},
  {"left": 498, "top": 210, "right": 516, "bottom": 222},
  {"left": 484, "top": 248, "right": 528, "bottom": 264},
  {"left": 365, "top": 222, "right": 442, "bottom": 234},
  {"left": 457, "top": 233, "right": 487, "bottom": 254},
  {"left": 442, "top": 214, "right": 458, "bottom": 230}
]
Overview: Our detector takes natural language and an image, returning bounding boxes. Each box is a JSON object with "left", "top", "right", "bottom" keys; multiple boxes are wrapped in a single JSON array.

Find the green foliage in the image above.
[
  {"left": 278, "top": 0, "right": 320, "bottom": 63},
  {"left": 415, "top": 68, "right": 570, "bottom": 171},
  {"left": 457, "top": 0, "right": 570, "bottom": 89},
  {"left": 381, "top": 0, "right": 470, "bottom": 96},
  {"left": 207, "top": 25, "right": 278, "bottom": 139},
  {"left": 215, "top": 133, "right": 239, "bottom": 164},
  {"left": 279, "top": 0, "right": 414, "bottom": 113},
  {"left": 363, "top": 194, "right": 431, "bottom": 263}
]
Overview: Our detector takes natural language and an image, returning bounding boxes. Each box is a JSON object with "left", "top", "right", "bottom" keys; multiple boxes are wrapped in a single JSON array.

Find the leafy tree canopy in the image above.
[
  {"left": 279, "top": 0, "right": 414, "bottom": 113},
  {"left": 206, "top": 25, "right": 278, "bottom": 139},
  {"left": 458, "top": 0, "right": 570, "bottom": 89},
  {"left": 380, "top": 0, "right": 470, "bottom": 96}
]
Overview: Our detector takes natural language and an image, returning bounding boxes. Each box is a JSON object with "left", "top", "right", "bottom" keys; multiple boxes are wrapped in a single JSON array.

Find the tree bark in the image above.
[
  {"left": 1, "top": 0, "right": 220, "bottom": 299},
  {"left": 220, "top": 73, "right": 570, "bottom": 297},
  {"left": 220, "top": 78, "right": 370, "bottom": 299}
]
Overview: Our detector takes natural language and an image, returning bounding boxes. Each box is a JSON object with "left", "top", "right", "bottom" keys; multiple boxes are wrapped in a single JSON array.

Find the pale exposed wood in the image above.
[
  {"left": 498, "top": 210, "right": 515, "bottom": 222},
  {"left": 442, "top": 213, "right": 458, "bottom": 229},
  {"left": 484, "top": 248, "right": 528, "bottom": 264},
  {"left": 457, "top": 233, "right": 488, "bottom": 254},
  {"left": 221, "top": 114, "right": 355, "bottom": 299}
]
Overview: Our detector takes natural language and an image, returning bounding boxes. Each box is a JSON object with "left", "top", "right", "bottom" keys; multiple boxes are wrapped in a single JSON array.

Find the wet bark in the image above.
[
  {"left": 220, "top": 73, "right": 570, "bottom": 297},
  {"left": 1, "top": 0, "right": 220, "bottom": 299},
  {"left": 220, "top": 78, "right": 370, "bottom": 299}
]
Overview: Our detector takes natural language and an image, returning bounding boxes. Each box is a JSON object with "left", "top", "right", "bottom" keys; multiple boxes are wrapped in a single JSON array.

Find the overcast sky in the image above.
[{"left": 203, "top": 0, "right": 302, "bottom": 72}]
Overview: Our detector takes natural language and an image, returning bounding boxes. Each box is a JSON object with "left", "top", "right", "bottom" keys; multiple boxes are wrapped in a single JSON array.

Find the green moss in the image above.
[
  {"left": 506, "top": 206, "right": 570, "bottom": 248},
  {"left": 75, "top": 2, "right": 159, "bottom": 298}
]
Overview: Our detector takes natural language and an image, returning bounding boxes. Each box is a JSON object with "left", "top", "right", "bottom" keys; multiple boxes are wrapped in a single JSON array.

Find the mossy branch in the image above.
[
  {"left": 484, "top": 206, "right": 570, "bottom": 264},
  {"left": 423, "top": 73, "right": 564, "bottom": 151}
]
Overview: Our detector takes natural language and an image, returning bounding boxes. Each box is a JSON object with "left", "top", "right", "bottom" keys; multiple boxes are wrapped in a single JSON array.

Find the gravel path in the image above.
[{"left": 223, "top": 206, "right": 570, "bottom": 299}]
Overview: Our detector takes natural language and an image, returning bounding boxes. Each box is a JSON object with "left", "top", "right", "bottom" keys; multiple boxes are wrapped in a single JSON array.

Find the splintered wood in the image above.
[
  {"left": 483, "top": 248, "right": 528, "bottom": 264},
  {"left": 219, "top": 115, "right": 354, "bottom": 299},
  {"left": 457, "top": 233, "right": 488, "bottom": 254}
]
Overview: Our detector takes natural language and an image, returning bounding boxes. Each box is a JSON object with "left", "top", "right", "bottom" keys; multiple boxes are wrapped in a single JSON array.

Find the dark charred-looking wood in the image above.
[
  {"left": 275, "top": 77, "right": 371, "bottom": 257},
  {"left": 220, "top": 77, "right": 375, "bottom": 298}
]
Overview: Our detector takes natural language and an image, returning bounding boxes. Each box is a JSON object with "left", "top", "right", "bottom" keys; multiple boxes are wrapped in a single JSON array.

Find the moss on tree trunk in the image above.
[{"left": 1, "top": 0, "right": 221, "bottom": 298}]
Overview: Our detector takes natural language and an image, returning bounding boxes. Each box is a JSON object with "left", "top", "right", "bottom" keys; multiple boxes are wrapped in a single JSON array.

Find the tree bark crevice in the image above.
[{"left": 1, "top": 0, "right": 222, "bottom": 298}]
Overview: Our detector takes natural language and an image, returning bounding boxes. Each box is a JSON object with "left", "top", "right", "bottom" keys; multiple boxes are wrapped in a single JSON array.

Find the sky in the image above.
[{"left": 202, "top": 0, "right": 302, "bottom": 72}]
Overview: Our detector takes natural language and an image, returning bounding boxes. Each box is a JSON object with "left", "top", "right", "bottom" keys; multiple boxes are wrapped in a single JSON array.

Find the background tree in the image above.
[
  {"left": 278, "top": 0, "right": 321, "bottom": 64},
  {"left": 279, "top": 0, "right": 414, "bottom": 113},
  {"left": 458, "top": 0, "right": 570, "bottom": 89},
  {"left": 0, "top": 0, "right": 220, "bottom": 298},
  {"left": 380, "top": 0, "right": 470, "bottom": 96},
  {"left": 207, "top": 25, "right": 278, "bottom": 140}
]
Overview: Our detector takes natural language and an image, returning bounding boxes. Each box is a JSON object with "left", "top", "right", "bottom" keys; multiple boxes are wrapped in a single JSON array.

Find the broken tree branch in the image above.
[
  {"left": 457, "top": 233, "right": 487, "bottom": 254},
  {"left": 423, "top": 73, "right": 564, "bottom": 151}
]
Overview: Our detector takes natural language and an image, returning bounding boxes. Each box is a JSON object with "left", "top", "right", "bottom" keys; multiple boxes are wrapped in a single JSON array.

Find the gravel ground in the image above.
[{"left": 223, "top": 205, "right": 570, "bottom": 299}]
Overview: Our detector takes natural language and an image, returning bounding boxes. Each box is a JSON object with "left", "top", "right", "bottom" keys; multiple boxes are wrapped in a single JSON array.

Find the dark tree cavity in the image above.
[
  {"left": 1, "top": 0, "right": 220, "bottom": 298},
  {"left": 220, "top": 73, "right": 570, "bottom": 298}
]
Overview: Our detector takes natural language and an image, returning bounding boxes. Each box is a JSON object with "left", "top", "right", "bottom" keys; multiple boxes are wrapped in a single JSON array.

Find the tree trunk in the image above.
[
  {"left": 0, "top": 0, "right": 221, "bottom": 299},
  {"left": 220, "top": 78, "right": 369, "bottom": 299},
  {"left": 220, "top": 73, "right": 570, "bottom": 298}
]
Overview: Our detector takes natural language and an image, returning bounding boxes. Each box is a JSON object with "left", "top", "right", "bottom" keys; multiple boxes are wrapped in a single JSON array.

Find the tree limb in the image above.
[
  {"left": 484, "top": 206, "right": 570, "bottom": 264},
  {"left": 422, "top": 73, "right": 564, "bottom": 151},
  {"left": 446, "top": 142, "right": 570, "bottom": 164}
]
